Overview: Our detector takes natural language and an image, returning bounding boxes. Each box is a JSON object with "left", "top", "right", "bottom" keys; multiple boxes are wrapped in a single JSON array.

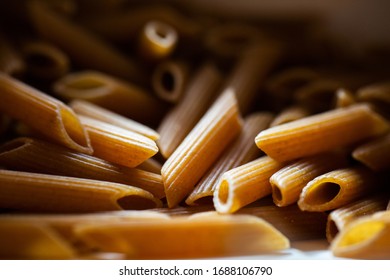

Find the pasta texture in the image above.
[
  {"left": 186, "top": 112, "right": 273, "bottom": 205},
  {"left": 331, "top": 211, "right": 390, "bottom": 259},
  {"left": 0, "top": 137, "right": 165, "bottom": 199},
  {"left": 255, "top": 103, "right": 389, "bottom": 162},
  {"left": 0, "top": 170, "right": 162, "bottom": 212},
  {"left": 78, "top": 116, "right": 158, "bottom": 168},
  {"left": 162, "top": 89, "right": 242, "bottom": 207},
  {"left": 0, "top": 73, "right": 92, "bottom": 154},
  {"left": 74, "top": 212, "right": 290, "bottom": 259},
  {"left": 214, "top": 156, "right": 285, "bottom": 214},
  {"left": 298, "top": 167, "right": 382, "bottom": 212},
  {"left": 270, "top": 152, "right": 348, "bottom": 207}
]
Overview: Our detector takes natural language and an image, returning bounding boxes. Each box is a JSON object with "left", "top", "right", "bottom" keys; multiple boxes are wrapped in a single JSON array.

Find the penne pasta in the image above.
[
  {"left": 270, "top": 152, "right": 349, "bottom": 207},
  {"left": 162, "top": 89, "right": 242, "bottom": 208},
  {"left": 331, "top": 210, "right": 390, "bottom": 259},
  {"left": 0, "top": 169, "right": 162, "bottom": 212},
  {"left": 0, "top": 221, "right": 76, "bottom": 260},
  {"left": 78, "top": 116, "right": 158, "bottom": 168},
  {"left": 186, "top": 112, "right": 273, "bottom": 206},
  {"left": 137, "top": 158, "right": 162, "bottom": 174},
  {"left": 214, "top": 156, "right": 285, "bottom": 214},
  {"left": 151, "top": 60, "right": 188, "bottom": 103},
  {"left": 69, "top": 100, "right": 159, "bottom": 141},
  {"left": 357, "top": 82, "right": 390, "bottom": 105},
  {"left": 298, "top": 166, "right": 382, "bottom": 212},
  {"left": 334, "top": 88, "right": 356, "bottom": 108},
  {"left": 157, "top": 62, "right": 222, "bottom": 158},
  {"left": 138, "top": 20, "right": 178, "bottom": 61},
  {"left": 74, "top": 212, "right": 290, "bottom": 259},
  {"left": 224, "top": 41, "right": 281, "bottom": 115},
  {"left": 21, "top": 40, "right": 70, "bottom": 80},
  {"left": 270, "top": 105, "right": 310, "bottom": 127},
  {"left": 326, "top": 195, "right": 388, "bottom": 242},
  {"left": 0, "top": 32, "right": 25, "bottom": 76},
  {"left": 0, "top": 73, "right": 92, "bottom": 154},
  {"left": 54, "top": 71, "right": 165, "bottom": 125},
  {"left": 255, "top": 103, "right": 389, "bottom": 162},
  {"left": 27, "top": 0, "right": 143, "bottom": 82},
  {"left": 352, "top": 133, "right": 390, "bottom": 171},
  {"left": 0, "top": 137, "right": 165, "bottom": 199}
]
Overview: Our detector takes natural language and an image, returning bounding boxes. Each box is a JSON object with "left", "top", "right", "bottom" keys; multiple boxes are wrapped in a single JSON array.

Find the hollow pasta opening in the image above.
[
  {"left": 161, "top": 71, "right": 175, "bottom": 93},
  {"left": 217, "top": 179, "right": 230, "bottom": 204},
  {"left": 272, "top": 185, "right": 283, "bottom": 204},
  {"left": 304, "top": 182, "right": 341, "bottom": 205}
]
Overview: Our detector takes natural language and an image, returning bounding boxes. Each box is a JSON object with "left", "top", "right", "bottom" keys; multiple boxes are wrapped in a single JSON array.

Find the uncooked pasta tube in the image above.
[
  {"left": 326, "top": 195, "right": 388, "bottom": 241},
  {"left": 0, "top": 170, "right": 162, "bottom": 212},
  {"left": 0, "top": 73, "right": 92, "bottom": 154},
  {"left": 186, "top": 112, "right": 273, "bottom": 206},
  {"left": 270, "top": 106, "right": 310, "bottom": 127},
  {"left": 78, "top": 116, "right": 158, "bottom": 168},
  {"left": 162, "top": 89, "right": 242, "bottom": 208},
  {"left": 270, "top": 152, "right": 349, "bottom": 207},
  {"left": 157, "top": 62, "right": 222, "bottom": 158},
  {"left": 214, "top": 156, "right": 285, "bottom": 214},
  {"left": 298, "top": 166, "right": 382, "bottom": 212},
  {"left": 0, "top": 137, "right": 165, "bottom": 199},
  {"left": 74, "top": 212, "right": 290, "bottom": 259},
  {"left": 331, "top": 211, "right": 390, "bottom": 259},
  {"left": 255, "top": 103, "right": 389, "bottom": 162}
]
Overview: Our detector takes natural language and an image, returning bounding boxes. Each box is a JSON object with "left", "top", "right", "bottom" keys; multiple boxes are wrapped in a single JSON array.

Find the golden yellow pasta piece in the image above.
[
  {"left": 27, "top": 0, "right": 143, "bottom": 82},
  {"left": 352, "top": 133, "right": 390, "bottom": 171},
  {"left": 214, "top": 156, "right": 285, "bottom": 214},
  {"left": 298, "top": 167, "right": 382, "bottom": 212},
  {"left": 331, "top": 211, "right": 390, "bottom": 259},
  {"left": 0, "top": 137, "right": 165, "bottom": 199},
  {"left": 270, "top": 152, "right": 348, "bottom": 207},
  {"left": 327, "top": 195, "right": 388, "bottom": 241},
  {"left": 256, "top": 103, "right": 389, "bottom": 162},
  {"left": 74, "top": 212, "right": 290, "bottom": 259},
  {"left": 151, "top": 60, "right": 188, "bottom": 103},
  {"left": 21, "top": 40, "right": 70, "bottom": 80},
  {"left": 186, "top": 112, "right": 273, "bottom": 206},
  {"left": 138, "top": 20, "right": 178, "bottom": 61},
  {"left": 79, "top": 116, "right": 158, "bottom": 168},
  {"left": 69, "top": 100, "right": 159, "bottom": 141},
  {"left": 54, "top": 71, "right": 165, "bottom": 125},
  {"left": 137, "top": 158, "right": 162, "bottom": 174},
  {"left": 157, "top": 63, "right": 222, "bottom": 158},
  {"left": 162, "top": 89, "right": 242, "bottom": 208},
  {"left": 0, "top": 32, "right": 25, "bottom": 76},
  {"left": 270, "top": 105, "right": 310, "bottom": 127},
  {"left": 0, "top": 169, "right": 162, "bottom": 212},
  {"left": 0, "top": 221, "right": 75, "bottom": 260},
  {"left": 0, "top": 73, "right": 92, "bottom": 154}
]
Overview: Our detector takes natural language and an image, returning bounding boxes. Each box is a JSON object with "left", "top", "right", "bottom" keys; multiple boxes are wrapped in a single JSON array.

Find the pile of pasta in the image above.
[{"left": 1, "top": 0, "right": 390, "bottom": 259}]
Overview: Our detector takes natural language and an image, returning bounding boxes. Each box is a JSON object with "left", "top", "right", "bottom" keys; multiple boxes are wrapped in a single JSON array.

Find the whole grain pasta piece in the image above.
[
  {"left": 352, "top": 133, "right": 390, "bottom": 171},
  {"left": 0, "top": 221, "right": 76, "bottom": 259},
  {"left": 270, "top": 105, "right": 310, "bottom": 127},
  {"left": 0, "top": 137, "right": 165, "bottom": 199},
  {"left": 238, "top": 204, "right": 328, "bottom": 241},
  {"left": 0, "top": 32, "right": 25, "bottom": 76},
  {"left": 157, "top": 62, "right": 222, "bottom": 158},
  {"left": 27, "top": 0, "right": 143, "bottom": 82},
  {"left": 138, "top": 20, "right": 178, "bottom": 62},
  {"left": 331, "top": 210, "right": 390, "bottom": 259},
  {"left": 74, "top": 212, "right": 289, "bottom": 259},
  {"left": 81, "top": 4, "right": 201, "bottom": 43},
  {"left": 270, "top": 152, "right": 349, "bottom": 207},
  {"left": 224, "top": 40, "right": 282, "bottom": 115},
  {"left": 255, "top": 103, "right": 389, "bottom": 162},
  {"left": 162, "top": 89, "right": 242, "bottom": 208},
  {"left": 0, "top": 169, "right": 162, "bottom": 212},
  {"left": 0, "top": 73, "right": 92, "bottom": 154},
  {"left": 21, "top": 40, "right": 70, "bottom": 80},
  {"left": 298, "top": 166, "right": 382, "bottom": 212},
  {"left": 78, "top": 116, "right": 158, "bottom": 168},
  {"left": 137, "top": 158, "right": 162, "bottom": 174},
  {"left": 54, "top": 71, "right": 165, "bottom": 125},
  {"left": 357, "top": 82, "right": 390, "bottom": 105},
  {"left": 69, "top": 100, "right": 159, "bottom": 141},
  {"left": 186, "top": 112, "right": 273, "bottom": 206},
  {"left": 214, "top": 156, "right": 285, "bottom": 214},
  {"left": 326, "top": 195, "right": 388, "bottom": 242},
  {"left": 151, "top": 60, "right": 188, "bottom": 103},
  {"left": 334, "top": 88, "right": 356, "bottom": 108}
]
